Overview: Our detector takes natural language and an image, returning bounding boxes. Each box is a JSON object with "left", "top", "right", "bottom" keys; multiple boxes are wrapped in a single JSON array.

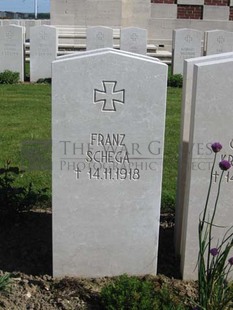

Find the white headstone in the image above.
[
  {"left": 175, "top": 52, "right": 233, "bottom": 256},
  {"left": 52, "top": 49, "right": 167, "bottom": 277},
  {"left": 0, "top": 25, "right": 24, "bottom": 81},
  {"left": 23, "top": 20, "right": 41, "bottom": 41},
  {"left": 86, "top": 26, "right": 113, "bottom": 50},
  {"left": 30, "top": 25, "right": 58, "bottom": 82},
  {"left": 205, "top": 30, "right": 233, "bottom": 56},
  {"left": 120, "top": 27, "right": 147, "bottom": 55},
  {"left": 172, "top": 28, "right": 203, "bottom": 75},
  {"left": 180, "top": 58, "right": 233, "bottom": 280}
]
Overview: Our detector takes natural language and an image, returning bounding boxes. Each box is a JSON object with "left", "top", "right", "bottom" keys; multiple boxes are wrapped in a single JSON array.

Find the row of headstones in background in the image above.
[
  {"left": 52, "top": 48, "right": 167, "bottom": 277},
  {"left": 175, "top": 52, "right": 233, "bottom": 280},
  {"left": 0, "top": 19, "right": 50, "bottom": 40},
  {"left": 86, "top": 26, "right": 147, "bottom": 55},
  {"left": 0, "top": 24, "right": 147, "bottom": 82},
  {"left": 0, "top": 24, "right": 57, "bottom": 82},
  {"left": 172, "top": 28, "right": 233, "bottom": 74}
]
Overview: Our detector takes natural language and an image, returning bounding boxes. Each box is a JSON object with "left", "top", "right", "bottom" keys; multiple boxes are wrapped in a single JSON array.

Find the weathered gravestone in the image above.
[
  {"left": 180, "top": 58, "right": 233, "bottom": 280},
  {"left": 120, "top": 27, "right": 147, "bottom": 55},
  {"left": 172, "top": 28, "right": 203, "bottom": 75},
  {"left": 86, "top": 26, "right": 113, "bottom": 50},
  {"left": 175, "top": 52, "right": 233, "bottom": 256},
  {"left": 30, "top": 25, "right": 58, "bottom": 82},
  {"left": 205, "top": 30, "right": 233, "bottom": 56},
  {"left": 52, "top": 49, "right": 167, "bottom": 277},
  {"left": 0, "top": 25, "right": 24, "bottom": 81}
]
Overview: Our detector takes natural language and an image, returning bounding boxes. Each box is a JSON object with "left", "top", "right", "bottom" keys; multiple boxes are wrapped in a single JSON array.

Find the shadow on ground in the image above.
[
  {"left": 0, "top": 211, "right": 52, "bottom": 275},
  {"left": 0, "top": 211, "right": 180, "bottom": 278}
]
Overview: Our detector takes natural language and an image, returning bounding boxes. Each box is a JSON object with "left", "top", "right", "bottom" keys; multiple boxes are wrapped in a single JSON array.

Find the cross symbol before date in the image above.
[{"left": 94, "top": 81, "right": 125, "bottom": 112}]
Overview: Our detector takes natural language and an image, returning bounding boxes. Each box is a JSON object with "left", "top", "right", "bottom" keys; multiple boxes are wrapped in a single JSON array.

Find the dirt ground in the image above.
[{"left": 0, "top": 210, "right": 197, "bottom": 309}]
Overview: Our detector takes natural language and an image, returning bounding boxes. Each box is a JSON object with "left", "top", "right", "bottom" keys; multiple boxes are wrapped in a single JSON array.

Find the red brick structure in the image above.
[
  {"left": 151, "top": 0, "right": 233, "bottom": 20},
  {"left": 177, "top": 5, "right": 203, "bottom": 19},
  {"left": 204, "top": 0, "right": 229, "bottom": 5}
]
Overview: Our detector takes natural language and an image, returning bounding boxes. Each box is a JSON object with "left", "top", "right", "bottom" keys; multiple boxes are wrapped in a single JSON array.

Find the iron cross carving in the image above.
[{"left": 94, "top": 81, "right": 125, "bottom": 112}]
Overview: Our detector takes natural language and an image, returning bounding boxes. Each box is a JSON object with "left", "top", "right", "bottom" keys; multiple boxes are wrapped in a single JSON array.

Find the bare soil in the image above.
[{"left": 0, "top": 210, "right": 197, "bottom": 309}]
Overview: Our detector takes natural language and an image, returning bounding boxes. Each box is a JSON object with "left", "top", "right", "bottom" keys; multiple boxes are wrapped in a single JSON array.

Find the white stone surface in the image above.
[
  {"left": 30, "top": 26, "right": 58, "bottom": 82},
  {"left": 121, "top": 0, "right": 151, "bottom": 28},
  {"left": 86, "top": 0, "right": 122, "bottom": 27},
  {"left": 120, "top": 27, "right": 147, "bottom": 55},
  {"left": 177, "top": 0, "right": 204, "bottom": 4},
  {"left": 172, "top": 28, "right": 203, "bottom": 74},
  {"left": 86, "top": 26, "right": 113, "bottom": 50},
  {"left": 52, "top": 49, "right": 167, "bottom": 277},
  {"left": 205, "top": 30, "right": 233, "bottom": 56},
  {"left": 175, "top": 52, "right": 233, "bottom": 256},
  {"left": 23, "top": 20, "right": 41, "bottom": 40},
  {"left": 0, "top": 25, "right": 24, "bottom": 81},
  {"left": 151, "top": 4, "right": 177, "bottom": 19},
  {"left": 181, "top": 58, "right": 233, "bottom": 280},
  {"left": 2, "top": 20, "right": 20, "bottom": 26},
  {"left": 56, "top": 47, "right": 160, "bottom": 62},
  {"left": 203, "top": 5, "right": 229, "bottom": 21}
]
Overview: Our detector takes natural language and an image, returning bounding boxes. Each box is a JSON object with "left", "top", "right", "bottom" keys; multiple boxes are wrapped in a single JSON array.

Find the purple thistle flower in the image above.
[
  {"left": 219, "top": 160, "right": 231, "bottom": 171},
  {"left": 210, "top": 248, "right": 219, "bottom": 257},
  {"left": 211, "top": 142, "right": 222, "bottom": 153},
  {"left": 228, "top": 257, "right": 233, "bottom": 265}
]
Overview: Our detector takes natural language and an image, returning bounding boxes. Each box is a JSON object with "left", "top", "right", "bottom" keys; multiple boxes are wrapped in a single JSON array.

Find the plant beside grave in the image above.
[
  {"left": 0, "top": 160, "right": 49, "bottom": 217},
  {"left": 100, "top": 274, "right": 186, "bottom": 310},
  {"left": 0, "top": 273, "right": 11, "bottom": 292},
  {"left": 196, "top": 142, "right": 233, "bottom": 310},
  {"left": 167, "top": 72, "right": 183, "bottom": 88},
  {"left": 0, "top": 70, "right": 19, "bottom": 84}
]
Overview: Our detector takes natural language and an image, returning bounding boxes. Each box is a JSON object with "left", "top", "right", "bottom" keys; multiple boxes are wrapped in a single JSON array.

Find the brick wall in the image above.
[
  {"left": 177, "top": 5, "right": 203, "bottom": 19},
  {"left": 230, "top": 7, "right": 233, "bottom": 20},
  {"left": 204, "top": 0, "right": 229, "bottom": 5},
  {"left": 151, "top": 0, "right": 233, "bottom": 20}
]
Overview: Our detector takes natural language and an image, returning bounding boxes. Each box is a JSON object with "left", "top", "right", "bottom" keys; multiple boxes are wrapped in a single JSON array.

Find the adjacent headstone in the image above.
[
  {"left": 172, "top": 28, "right": 203, "bottom": 74},
  {"left": 23, "top": 20, "right": 41, "bottom": 41},
  {"left": 120, "top": 27, "right": 147, "bottom": 55},
  {"left": 0, "top": 25, "right": 24, "bottom": 81},
  {"left": 175, "top": 52, "right": 233, "bottom": 256},
  {"left": 30, "top": 25, "right": 58, "bottom": 82},
  {"left": 180, "top": 57, "right": 233, "bottom": 280},
  {"left": 86, "top": 26, "right": 113, "bottom": 50},
  {"left": 52, "top": 49, "right": 167, "bottom": 277},
  {"left": 205, "top": 30, "right": 233, "bottom": 56}
]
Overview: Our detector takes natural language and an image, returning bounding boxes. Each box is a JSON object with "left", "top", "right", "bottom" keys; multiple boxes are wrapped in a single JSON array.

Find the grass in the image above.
[
  {"left": 0, "top": 84, "right": 182, "bottom": 211},
  {"left": 162, "top": 87, "right": 182, "bottom": 211},
  {"left": 0, "top": 84, "right": 51, "bottom": 194}
]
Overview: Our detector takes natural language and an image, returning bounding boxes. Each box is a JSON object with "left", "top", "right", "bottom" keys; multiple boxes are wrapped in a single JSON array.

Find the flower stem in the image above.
[{"left": 207, "top": 170, "right": 224, "bottom": 276}]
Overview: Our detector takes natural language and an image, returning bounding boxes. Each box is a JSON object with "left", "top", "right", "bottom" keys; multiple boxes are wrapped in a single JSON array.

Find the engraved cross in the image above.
[
  {"left": 217, "top": 36, "right": 224, "bottom": 44},
  {"left": 97, "top": 32, "right": 104, "bottom": 40},
  {"left": 131, "top": 33, "right": 138, "bottom": 41},
  {"left": 185, "top": 35, "right": 192, "bottom": 43},
  {"left": 94, "top": 81, "right": 125, "bottom": 112}
]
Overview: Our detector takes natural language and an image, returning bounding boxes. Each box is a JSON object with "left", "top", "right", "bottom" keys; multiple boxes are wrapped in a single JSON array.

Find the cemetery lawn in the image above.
[{"left": 0, "top": 84, "right": 196, "bottom": 309}]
